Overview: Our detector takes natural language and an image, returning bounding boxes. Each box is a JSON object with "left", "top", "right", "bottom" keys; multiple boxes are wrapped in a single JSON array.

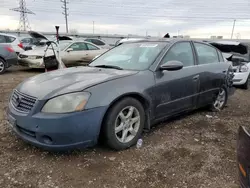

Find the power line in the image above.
[
  {"left": 10, "top": 0, "right": 35, "bottom": 31},
  {"left": 61, "top": 0, "right": 69, "bottom": 33}
]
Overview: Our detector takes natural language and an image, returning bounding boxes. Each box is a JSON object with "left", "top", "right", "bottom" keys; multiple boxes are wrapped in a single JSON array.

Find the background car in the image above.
[
  {"left": 84, "top": 38, "right": 111, "bottom": 49},
  {"left": 209, "top": 41, "right": 250, "bottom": 89},
  {"left": 0, "top": 33, "right": 24, "bottom": 55},
  {"left": 0, "top": 44, "right": 18, "bottom": 74},
  {"left": 7, "top": 39, "right": 234, "bottom": 151},
  {"left": 18, "top": 40, "right": 108, "bottom": 68}
]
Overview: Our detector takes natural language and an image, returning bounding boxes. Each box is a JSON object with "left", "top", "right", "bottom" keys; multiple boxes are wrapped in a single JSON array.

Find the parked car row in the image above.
[
  {"left": 7, "top": 38, "right": 235, "bottom": 151},
  {"left": 18, "top": 40, "right": 108, "bottom": 68},
  {"left": 0, "top": 31, "right": 115, "bottom": 73}
]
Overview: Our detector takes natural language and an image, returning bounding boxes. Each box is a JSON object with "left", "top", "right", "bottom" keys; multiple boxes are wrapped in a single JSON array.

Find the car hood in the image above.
[{"left": 17, "top": 66, "right": 138, "bottom": 100}]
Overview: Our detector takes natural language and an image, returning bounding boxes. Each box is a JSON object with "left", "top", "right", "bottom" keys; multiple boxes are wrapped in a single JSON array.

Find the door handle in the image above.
[{"left": 193, "top": 75, "right": 199, "bottom": 81}]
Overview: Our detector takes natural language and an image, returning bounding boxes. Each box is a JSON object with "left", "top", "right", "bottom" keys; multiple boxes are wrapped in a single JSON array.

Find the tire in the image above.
[
  {"left": 103, "top": 97, "right": 145, "bottom": 150},
  {"left": 241, "top": 75, "right": 249, "bottom": 90},
  {"left": 0, "top": 58, "right": 6, "bottom": 74},
  {"left": 210, "top": 86, "right": 228, "bottom": 112}
]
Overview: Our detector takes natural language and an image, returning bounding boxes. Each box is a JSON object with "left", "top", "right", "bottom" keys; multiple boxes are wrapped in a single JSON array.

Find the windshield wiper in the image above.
[{"left": 93, "top": 65, "right": 123, "bottom": 70}]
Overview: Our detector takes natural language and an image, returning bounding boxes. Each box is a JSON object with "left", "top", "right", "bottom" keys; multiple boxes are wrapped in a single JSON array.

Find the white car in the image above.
[
  {"left": 18, "top": 40, "right": 108, "bottom": 68},
  {"left": 0, "top": 33, "right": 24, "bottom": 54},
  {"left": 209, "top": 41, "right": 250, "bottom": 89}
]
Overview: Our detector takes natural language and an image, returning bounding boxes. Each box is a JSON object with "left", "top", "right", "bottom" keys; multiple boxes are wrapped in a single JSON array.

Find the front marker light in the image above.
[{"left": 41, "top": 92, "right": 90, "bottom": 113}]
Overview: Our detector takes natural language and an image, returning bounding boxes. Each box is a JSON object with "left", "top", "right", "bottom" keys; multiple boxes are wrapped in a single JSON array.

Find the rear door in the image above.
[
  {"left": 85, "top": 43, "right": 106, "bottom": 61},
  {"left": 153, "top": 41, "right": 200, "bottom": 118},
  {"left": 193, "top": 42, "right": 228, "bottom": 107}
]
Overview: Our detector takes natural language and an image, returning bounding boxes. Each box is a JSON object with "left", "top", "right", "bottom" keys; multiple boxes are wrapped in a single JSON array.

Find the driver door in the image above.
[{"left": 153, "top": 41, "right": 200, "bottom": 119}]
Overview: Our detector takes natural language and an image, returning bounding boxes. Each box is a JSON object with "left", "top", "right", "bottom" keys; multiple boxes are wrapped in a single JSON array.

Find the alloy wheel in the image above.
[
  {"left": 213, "top": 88, "right": 226, "bottom": 110},
  {"left": 114, "top": 106, "right": 140, "bottom": 143}
]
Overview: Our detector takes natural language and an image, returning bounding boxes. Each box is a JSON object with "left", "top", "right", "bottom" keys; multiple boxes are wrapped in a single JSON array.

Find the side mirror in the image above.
[
  {"left": 67, "top": 48, "right": 73, "bottom": 52},
  {"left": 160, "top": 60, "right": 183, "bottom": 71}
]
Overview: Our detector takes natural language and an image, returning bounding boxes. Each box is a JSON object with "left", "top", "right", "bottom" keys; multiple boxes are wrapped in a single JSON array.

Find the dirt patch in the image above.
[{"left": 0, "top": 66, "right": 249, "bottom": 187}]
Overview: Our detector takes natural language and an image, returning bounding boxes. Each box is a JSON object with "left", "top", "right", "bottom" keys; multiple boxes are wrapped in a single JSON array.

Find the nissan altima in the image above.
[{"left": 7, "top": 39, "right": 234, "bottom": 151}]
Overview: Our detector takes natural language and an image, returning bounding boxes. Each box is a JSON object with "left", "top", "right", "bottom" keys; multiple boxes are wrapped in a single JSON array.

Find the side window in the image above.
[
  {"left": 194, "top": 43, "right": 219, "bottom": 64},
  {"left": 218, "top": 50, "right": 224, "bottom": 62},
  {"left": 91, "top": 39, "right": 105, "bottom": 46},
  {"left": 161, "top": 42, "right": 194, "bottom": 67},
  {"left": 0, "top": 35, "right": 6, "bottom": 43},
  {"left": 86, "top": 43, "right": 99, "bottom": 50},
  {"left": 69, "top": 42, "right": 88, "bottom": 51},
  {"left": 5, "top": 36, "right": 16, "bottom": 43}
]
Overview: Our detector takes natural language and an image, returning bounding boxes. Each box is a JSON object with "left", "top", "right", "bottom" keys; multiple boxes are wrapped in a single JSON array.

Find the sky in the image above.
[{"left": 0, "top": 0, "right": 250, "bottom": 38}]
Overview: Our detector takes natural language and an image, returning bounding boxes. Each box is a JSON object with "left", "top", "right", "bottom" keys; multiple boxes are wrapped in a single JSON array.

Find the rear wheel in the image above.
[
  {"left": 103, "top": 97, "right": 145, "bottom": 150},
  {"left": 0, "top": 58, "right": 6, "bottom": 74},
  {"left": 210, "top": 87, "right": 228, "bottom": 111}
]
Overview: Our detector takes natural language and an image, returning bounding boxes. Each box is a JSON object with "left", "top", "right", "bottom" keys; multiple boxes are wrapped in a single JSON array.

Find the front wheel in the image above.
[
  {"left": 103, "top": 97, "right": 145, "bottom": 150},
  {"left": 241, "top": 75, "right": 249, "bottom": 90},
  {"left": 210, "top": 87, "right": 228, "bottom": 111}
]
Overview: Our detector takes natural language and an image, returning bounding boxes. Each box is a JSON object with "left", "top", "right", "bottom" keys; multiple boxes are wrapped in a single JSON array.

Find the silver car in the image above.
[{"left": 18, "top": 40, "right": 108, "bottom": 68}]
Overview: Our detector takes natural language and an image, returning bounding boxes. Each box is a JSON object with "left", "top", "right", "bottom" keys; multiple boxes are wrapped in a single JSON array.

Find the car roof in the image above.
[{"left": 0, "top": 33, "right": 17, "bottom": 38}]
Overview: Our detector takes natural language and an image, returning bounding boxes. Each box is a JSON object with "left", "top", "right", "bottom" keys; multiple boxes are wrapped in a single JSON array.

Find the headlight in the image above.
[
  {"left": 41, "top": 92, "right": 90, "bottom": 113},
  {"left": 240, "top": 65, "right": 248, "bottom": 72}
]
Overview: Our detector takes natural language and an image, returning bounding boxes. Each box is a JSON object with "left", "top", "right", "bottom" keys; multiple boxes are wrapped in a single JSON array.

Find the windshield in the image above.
[
  {"left": 89, "top": 42, "right": 167, "bottom": 70},
  {"left": 47, "top": 41, "right": 72, "bottom": 50},
  {"left": 59, "top": 41, "right": 72, "bottom": 50}
]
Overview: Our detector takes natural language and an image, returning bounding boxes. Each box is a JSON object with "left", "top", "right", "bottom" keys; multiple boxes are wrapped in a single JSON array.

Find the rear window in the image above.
[
  {"left": 5, "top": 36, "right": 16, "bottom": 43},
  {"left": 91, "top": 39, "right": 105, "bottom": 46}
]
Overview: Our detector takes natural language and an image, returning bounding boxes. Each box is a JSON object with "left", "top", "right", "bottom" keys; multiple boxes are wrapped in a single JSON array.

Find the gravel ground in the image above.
[{"left": 0, "top": 66, "right": 247, "bottom": 188}]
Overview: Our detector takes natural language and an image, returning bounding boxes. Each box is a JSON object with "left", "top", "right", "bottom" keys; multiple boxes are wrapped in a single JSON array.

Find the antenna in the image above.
[{"left": 10, "top": 0, "right": 35, "bottom": 31}]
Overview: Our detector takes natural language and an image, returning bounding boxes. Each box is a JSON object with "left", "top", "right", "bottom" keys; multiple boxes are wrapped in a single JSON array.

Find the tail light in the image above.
[
  {"left": 18, "top": 43, "right": 24, "bottom": 49},
  {"left": 5, "top": 46, "right": 15, "bottom": 53}
]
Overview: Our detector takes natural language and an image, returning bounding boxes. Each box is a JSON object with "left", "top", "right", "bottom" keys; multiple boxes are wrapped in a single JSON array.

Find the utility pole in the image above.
[
  {"left": 231, "top": 19, "right": 236, "bottom": 39},
  {"left": 93, "top": 21, "right": 95, "bottom": 34},
  {"left": 10, "top": 0, "right": 35, "bottom": 31},
  {"left": 61, "top": 0, "right": 69, "bottom": 33}
]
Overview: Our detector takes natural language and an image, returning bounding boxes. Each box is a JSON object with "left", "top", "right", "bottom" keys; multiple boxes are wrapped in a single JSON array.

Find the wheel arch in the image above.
[{"left": 99, "top": 92, "right": 152, "bottom": 137}]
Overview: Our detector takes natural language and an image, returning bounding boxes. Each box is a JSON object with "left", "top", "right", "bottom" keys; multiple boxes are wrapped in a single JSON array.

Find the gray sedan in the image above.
[{"left": 7, "top": 39, "right": 234, "bottom": 151}]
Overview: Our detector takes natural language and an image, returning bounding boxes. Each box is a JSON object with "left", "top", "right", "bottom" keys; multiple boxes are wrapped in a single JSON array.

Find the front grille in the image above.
[
  {"left": 11, "top": 90, "right": 37, "bottom": 113},
  {"left": 18, "top": 61, "right": 29, "bottom": 67}
]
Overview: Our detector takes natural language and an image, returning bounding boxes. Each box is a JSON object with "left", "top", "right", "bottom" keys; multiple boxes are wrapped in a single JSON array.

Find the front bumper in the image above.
[
  {"left": 233, "top": 72, "right": 249, "bottom": 85},
  {"left": 7, "top": 102, "right": 108, "bottom": 151},
  {"left": 18, "top": 58, "right": 44, "bottom": 69}
]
